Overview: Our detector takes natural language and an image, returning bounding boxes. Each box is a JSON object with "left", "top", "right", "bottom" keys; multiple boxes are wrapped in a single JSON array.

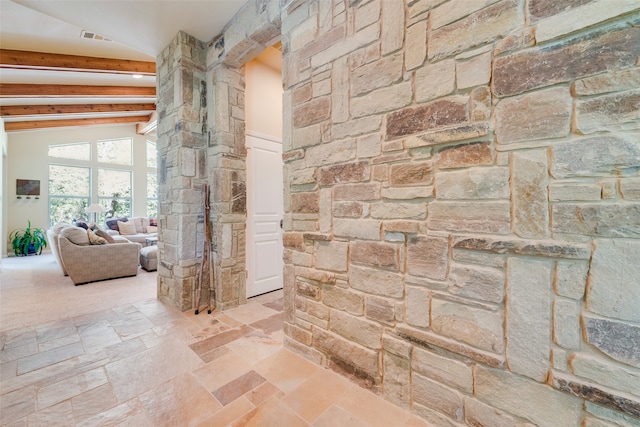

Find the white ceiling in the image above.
[{"left": 3, "top": 0, "right": 249, "bottom": 58}]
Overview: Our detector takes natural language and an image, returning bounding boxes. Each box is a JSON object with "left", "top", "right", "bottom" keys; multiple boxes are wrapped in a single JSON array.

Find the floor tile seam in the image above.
[
  {"left": 68, "top": 381, "right": 120, "bottom": 425},
  {"left": 34, "top": 366, "right": 109, "bottom": 412}
]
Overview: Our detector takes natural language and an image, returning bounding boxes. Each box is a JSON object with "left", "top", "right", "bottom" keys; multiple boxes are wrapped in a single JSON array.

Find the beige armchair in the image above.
[{"left": 58, "top": 237, "right": 141, "bottom": 285}]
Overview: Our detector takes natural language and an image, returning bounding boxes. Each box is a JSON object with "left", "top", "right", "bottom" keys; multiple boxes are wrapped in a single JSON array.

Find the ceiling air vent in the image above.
[{"left": 80, "top": 30, "right": 111, "bottom": 42}]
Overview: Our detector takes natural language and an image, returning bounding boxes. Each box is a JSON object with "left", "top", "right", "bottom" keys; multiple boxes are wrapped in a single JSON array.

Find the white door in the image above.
[{"left": 246, "top": 134, "right": 284, "bottom": 298}]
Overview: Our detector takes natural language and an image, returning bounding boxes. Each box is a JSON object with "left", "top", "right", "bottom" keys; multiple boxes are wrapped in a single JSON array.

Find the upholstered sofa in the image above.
[
  {"left": 105, "top": 216, "right": 158, "bottom": 245},
  {"left": 47, "top": 223, "right": 141, "bottom": 285}
]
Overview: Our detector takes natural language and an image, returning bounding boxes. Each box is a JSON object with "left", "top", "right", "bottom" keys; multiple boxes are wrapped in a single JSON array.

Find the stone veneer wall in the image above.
[{"left": 157, "top": 0, "right": 640, "bottom": 424}]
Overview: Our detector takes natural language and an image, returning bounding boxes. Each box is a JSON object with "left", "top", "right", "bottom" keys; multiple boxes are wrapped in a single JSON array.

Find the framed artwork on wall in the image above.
[{"left": 16, "top": 179, "right": 40, "bottom": 199}]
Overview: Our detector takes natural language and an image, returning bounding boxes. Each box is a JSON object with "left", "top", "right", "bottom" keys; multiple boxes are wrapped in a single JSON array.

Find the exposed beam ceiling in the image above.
[{"left": 0, "top": 49, "right": 156, "bottom": 132}]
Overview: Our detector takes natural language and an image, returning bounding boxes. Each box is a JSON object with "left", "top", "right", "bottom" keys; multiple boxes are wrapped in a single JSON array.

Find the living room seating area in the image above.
[{"left": 46, "top": 218, "right": 155, "bottom": 285}]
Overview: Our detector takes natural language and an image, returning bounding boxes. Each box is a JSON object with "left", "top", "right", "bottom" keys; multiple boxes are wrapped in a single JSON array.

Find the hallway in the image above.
[{"left": 0, "top": 256, "right": 425, "bottom": 426}]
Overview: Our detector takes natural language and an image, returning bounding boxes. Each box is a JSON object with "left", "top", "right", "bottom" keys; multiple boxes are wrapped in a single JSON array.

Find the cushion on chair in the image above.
[
  {"left": 95, "top": 229, "right": 116, "bottom": 244},
  {"left": 117, "top": 220, "right": 137, "bottom": 235},
  {"left": 59, "top": 226, "right": 90, "bottom": 246},
  {"left": 87, "top": 229, "right": 107, "bottom": 245}
]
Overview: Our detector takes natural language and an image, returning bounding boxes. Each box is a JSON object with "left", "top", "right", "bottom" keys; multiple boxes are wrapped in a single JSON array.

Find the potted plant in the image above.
[{"left": 9, "top": 220, "right": 48, "bottom": 256}]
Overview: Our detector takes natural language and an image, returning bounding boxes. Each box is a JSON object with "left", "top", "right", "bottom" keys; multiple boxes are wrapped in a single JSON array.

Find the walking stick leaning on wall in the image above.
[{"left": 195, "top": 183, "right": 215, "bottom": 314}]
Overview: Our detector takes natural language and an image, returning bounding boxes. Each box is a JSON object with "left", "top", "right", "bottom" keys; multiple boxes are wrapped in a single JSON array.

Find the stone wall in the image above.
[
  {"left": 157, "top": 0, "right": 640, "bottom": 424},
  {"left": 278, "top": 0, "right": 640, "bottom": 425}
]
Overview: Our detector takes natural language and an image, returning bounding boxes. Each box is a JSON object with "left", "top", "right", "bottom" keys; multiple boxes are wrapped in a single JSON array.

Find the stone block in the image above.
[
  {"left": 350, "top": 81, "right": 413, "bottom": 118},
  {"left": 406, "top": 235, "right": 449, "bottom": 280},
  {"left": 415, "top": 59, "right": 455, "bottom": 103},
  {"left": 318, "top": 161, "right": 369, "bottom": 186},
  {"left": 334, "top": 219, "right": 381, "bottom": 240},
  {"left": 464, "top": 397, "right": 533, "bottom": 427},
  {"left": 405, "top": 20, "right": 427, "bottom": 70},
  {"left": 283, "top": 232, "right": 305, "bottom": 251},
  {"left": 584, "top": 401, "right": 640, "bottom": 427},
  {"left": 573, "top": 67, "right": 640, "bottom": 96},
  {"left": 329, "top": 309, "right": 383, "bottom": 350},
  {"left": 349, "top": 265, "right": 404, "bottom": 299},
  {"left": 555, "top": 260, "right": 588, "bottom": 300},
  {"left": 475, "top": 366, "right": 581, "bottom": 427},
  {"left": 292, "top": 123, "right": 322, "bottom": 149},
  {"left": 333, "top": 201, "right": 363, "bottom": 218},
  {"left": 313, "top": 328, "right": 379, "bottom": 380},
  {"left": 535, "top": 0, "right": 640, "bottom": 43},
  {"left": 553, "top": 298, "right": 581, "bottom": 349},
  {"left": 431, "top": 298, "right": 504, "bottom": 353},
  {"left": 290, "top": 167, "right": 317, "bottom": 186},
  {"left": 570, "top": 353, "right": 640, "bottom": 397},
  {"left": 366, "top": 296, "right": 395, "bottom": 325},
  {"left": 319, "top": 187, "right": 332, "bottom": 233},
  {"left": 584, "top": 313, "right": 640, "bottom": 368},
  {"left": 390, "top": 161, "right": 433, "bottom": 186},
  {"left": 370, "top": 202, "right": 426, "bottom": 220},
  {"left": 357, "top": 133, "right": 382, "bottom": 158},
  {"left": 290, "top": 191, "right": 319, "bottom": 214},
  {"left": 493, "top": 27, "right": 640, "bottom": 97},
  {"left": 405, "top": 286, "right": 430, "bottom": 328},
  {"left": 383, "top": 352, "right": 410, "bottom": 408},
  {"left": 552, "top": 203, "right": 640, "bottom": 238},
  {"left": 314, "top": 240, "right": 348, "bottom": 272},
  {"left": 493, "top": 27, "right": 536, "bottom": 56},
  {"left": 381, "top": 0, "right": 404, "bottom": 55},
  {"left": 412, "top": 373, "right": 464, "bottom": 421},
  {"left": 412, "top": 347, "right": 473, "bottom": 394},
  {"left": 435, "top": 167, "right": 509, "bottom": 200},
  {"left": 381, "top": 187, "right": 433, "bottom": 200},
  {"left": 305, "top": 138, "right": 356, "bottom": 167},
  {"left": 331, "top": 57, "right": 349, "bottom": 124},
  {"left": 587, "top": 239, "right": 640, "bottom": 323},
  {"left": 407, "top": 123, "right": 490, "bottom": 149},
  {"left": 507, "top": 257, "right": 552, "bottom": 381},
  {"left": 437, "top": 141, "right": 493, "bottom": 169},
  {"left": 575, "top": 89, "right": 640, "bottom": 135},
  {"left": 427, "top": 201, "right": 511, "bottom": 234},
  {"left": 397, "top": 324, "right": 505, "bottom": 368},
  {"left": 323, "top": 285, "right": 364, "bottom": 316},
  {"left": 429, "top": 0, "right": 520, "bottom": 61},
  {"left": 431, "top": 0, "right": 501, "bottom": 29},
  {"left": 551, "top": 133, "right": 640, "bottom": 179},
  {"left": 293, "top": 96, "right": 330, "bottom": 128},
  {"left": 549, "top": 183, "right": 601, "bottom": 201},
  {"left": 385, "top": 96, "right": 469, "bottom": 140},
  {"left": 452, "top": 249, "right": 504, "bottom": 269},
  {"left": 512, "top": 150, "right": 549, "bottom": 238},
  {"left": 333, "top": 183, "right": 380, "bottom": 201},
  {"left": 354, "top": 0, "right": 380, "bottom": 31},
  {"left": 351, "top": 52, "right": 403, "bottom": 97},
  {"left": 297, "top": 280, "right": 321, "bottom": 301},
  {"left": 449, "top": 263, "right": 504, "bottom": 304},
  {"left": 311, "top": 23, "right": 381, "bottom": 70},
  {"left": 456, "top": 51, "right": 492, "bottom": 90},
  {"left": 553, "top": 373, "right": 640, "bottom": 419},
  {"left": 351, "top": 241, "right": 399, "bottom": 270},
  {"left": 495, "top": 87, "right": 571, "bottom": 145}
]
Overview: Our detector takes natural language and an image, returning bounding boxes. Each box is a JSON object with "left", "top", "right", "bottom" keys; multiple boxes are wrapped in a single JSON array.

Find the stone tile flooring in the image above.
[{"left": 1, "top": 290, "right": 427, "bottom": 426}]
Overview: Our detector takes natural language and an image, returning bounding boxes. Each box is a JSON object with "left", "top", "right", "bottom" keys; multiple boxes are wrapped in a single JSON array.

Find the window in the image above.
[
  {"left": 47, "top": 137, "right": 156, "bottom": 226},
  {"left": 49, "top": 165, "right": 90, "bottom": 224},
  {"left": 97, "top": 138, "right": 132, "bottom": 165},
  {"left": 98, "top": 169, "right": 132, "bottom": 220},
  {"left": 48, "top": 142, "right": 91, "bottom": 161}
]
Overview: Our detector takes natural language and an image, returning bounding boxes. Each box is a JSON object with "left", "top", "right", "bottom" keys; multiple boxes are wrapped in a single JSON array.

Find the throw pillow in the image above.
[
  {"left": 146, "top": 225, "right": 158, "bottom": 233},
  {"left": 87, "top": 229, "right": 107, "bottom": 245},
  {"left": 149, "top": 218, "right": 157, "bottom": 226},
  {"left": 132, "top": 217, "right": 146, "bottom": 233},
  {"left": 95, "top": 229, "right": 116, "bottom": 244},
  {"left": 59, "top": 226, "right": 91, "bottom": 246},
  {"left": 117, "top": 220, "right": 137, "bottom": 236},
  {"left": 75, "top": 220, "right": 89, "bottom": 230},
  {"left": 106, "top": 217, "right": 128, "bottom": 231}
]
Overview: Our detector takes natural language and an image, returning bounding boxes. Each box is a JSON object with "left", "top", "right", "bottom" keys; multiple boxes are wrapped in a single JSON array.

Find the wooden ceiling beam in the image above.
[
  {"left": 0, "top": 49, "right": 155, "bottom": 75},
  {"left": 1, "top": 103, "right": 156, "bottom": 117},
  {"left": 3, "top": 115, "right": 152, "bottom": 131},
  {"left": 0, "top": 84, "right": 156, "bottom": 98}
]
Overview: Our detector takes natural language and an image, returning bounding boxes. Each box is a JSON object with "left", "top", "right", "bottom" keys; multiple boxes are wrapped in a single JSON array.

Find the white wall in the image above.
[
  {"left": 5, "top": 124, "right": 155, "bottom": 256},
  {"left": 1, "top": 119, "right": 7, "bottom": 258},
  {"left": 245, "top": 47, "right": 283, "bottom": 139}
]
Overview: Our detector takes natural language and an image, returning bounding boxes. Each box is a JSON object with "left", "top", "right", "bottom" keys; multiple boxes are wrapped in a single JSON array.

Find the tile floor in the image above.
[{"left": 1, "top": 289, "right": 428, "bottom": 426}]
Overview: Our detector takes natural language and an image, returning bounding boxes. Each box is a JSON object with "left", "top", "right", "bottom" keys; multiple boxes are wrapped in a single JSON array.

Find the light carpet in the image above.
[{"left": 0, "top": 254, "right": 157, "bottom": 332}]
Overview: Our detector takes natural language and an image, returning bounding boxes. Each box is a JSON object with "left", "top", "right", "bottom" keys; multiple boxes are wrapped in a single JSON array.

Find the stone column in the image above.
[
  {"left": 206, "top": 63, "right": 248, "bottom": 310},
  {"left": 156, "top": 32, "right": 210, "bottom": 311}
]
